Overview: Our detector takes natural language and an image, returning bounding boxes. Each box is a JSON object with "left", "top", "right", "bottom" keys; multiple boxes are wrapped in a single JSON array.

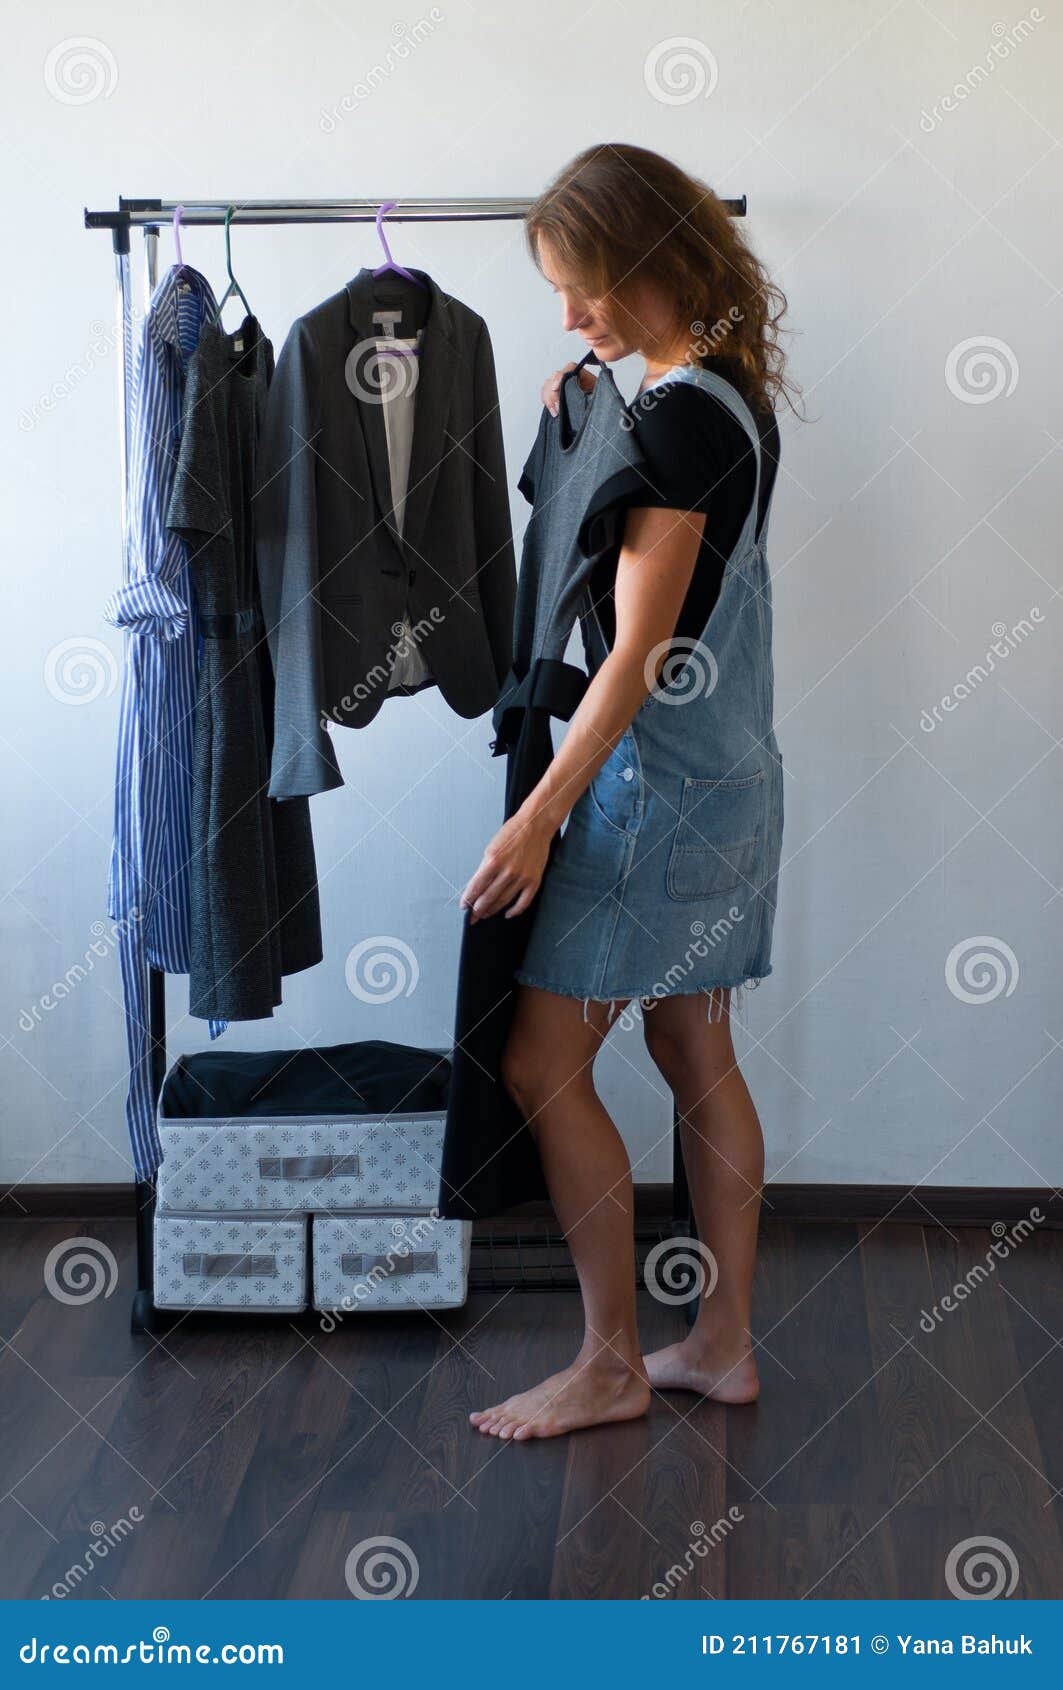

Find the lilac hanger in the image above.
[
  {"left": 173, "top": 204, "right": 185, "bottom": 268},
  {"left": 372, "top": 200, "right": 426, "bottom": 287}
]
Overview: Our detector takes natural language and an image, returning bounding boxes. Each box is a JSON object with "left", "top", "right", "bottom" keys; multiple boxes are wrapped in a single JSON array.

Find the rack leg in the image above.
[{"left": 129, "top": 967, "right": 169, "bottom": 1333}]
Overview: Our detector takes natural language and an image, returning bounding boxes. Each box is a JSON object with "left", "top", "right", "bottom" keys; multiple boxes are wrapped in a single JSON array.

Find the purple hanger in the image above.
[{"left": 372, "top": 200, "right": 426, "bottom": 287}]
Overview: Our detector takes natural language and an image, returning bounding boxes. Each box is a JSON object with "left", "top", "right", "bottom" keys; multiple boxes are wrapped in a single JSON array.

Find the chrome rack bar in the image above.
[{"left": 84, "top": 193, "right": 747, "bottom": 230}]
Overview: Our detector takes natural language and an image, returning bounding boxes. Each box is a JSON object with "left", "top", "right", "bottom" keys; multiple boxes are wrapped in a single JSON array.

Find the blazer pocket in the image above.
[{"left": 666, "top": 770, "right": 765, "bottom": 901}]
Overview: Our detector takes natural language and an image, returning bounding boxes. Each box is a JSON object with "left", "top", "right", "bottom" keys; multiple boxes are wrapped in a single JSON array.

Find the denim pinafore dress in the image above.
[{"left": 514, "top": 363, "right": 784, "bottom": 1026}]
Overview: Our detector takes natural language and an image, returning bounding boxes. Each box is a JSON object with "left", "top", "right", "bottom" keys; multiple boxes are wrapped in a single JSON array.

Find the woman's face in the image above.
[{"left": 537, "top": 238, "right": 638, "bottom": 361}]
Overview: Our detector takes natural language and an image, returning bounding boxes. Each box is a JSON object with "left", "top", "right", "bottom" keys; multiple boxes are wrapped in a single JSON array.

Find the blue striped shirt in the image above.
[{"left": 104, "top": 264, "right": 225, "bottom": 1179}]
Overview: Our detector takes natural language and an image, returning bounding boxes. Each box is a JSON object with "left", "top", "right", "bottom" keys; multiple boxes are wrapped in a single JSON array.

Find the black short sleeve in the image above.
[
  {"left": 581, "top": 376, "right": 774, "bottom": 660},
  {"left": 576, "top": 462, "right": 655, "bottom": 559},
  {"left": 517, "top": 410, "right": 549, "bottom": 505},
  {"left": 627, "top": 379, "right": 750, "bottom": 517},
  {"left": 167, "top": 352, "right": 228, "bottom": 538}
]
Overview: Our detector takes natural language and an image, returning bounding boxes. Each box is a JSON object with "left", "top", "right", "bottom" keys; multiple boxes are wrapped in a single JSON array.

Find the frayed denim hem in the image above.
[{"left": 511, "top": 969, "right": 771, "bottom": 1028}]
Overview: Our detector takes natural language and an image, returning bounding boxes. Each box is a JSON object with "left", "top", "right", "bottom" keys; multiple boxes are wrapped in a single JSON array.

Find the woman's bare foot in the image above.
[
  {"left": 643, "top": 1335, "right": 760, "bottom": 1403},
  {"left": 470, "top": 1353, "right": 651, "bottom": 1441}
]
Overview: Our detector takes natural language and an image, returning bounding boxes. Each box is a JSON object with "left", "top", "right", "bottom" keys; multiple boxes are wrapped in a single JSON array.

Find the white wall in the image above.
[{"left": 3, "top": 0, "right": 1061, "bottom": 1191}]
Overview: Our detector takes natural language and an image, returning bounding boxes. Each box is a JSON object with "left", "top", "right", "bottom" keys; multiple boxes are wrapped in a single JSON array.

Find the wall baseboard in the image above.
[{"left": 3, "top": 1182, "right": 1058, "bottom": 1229}]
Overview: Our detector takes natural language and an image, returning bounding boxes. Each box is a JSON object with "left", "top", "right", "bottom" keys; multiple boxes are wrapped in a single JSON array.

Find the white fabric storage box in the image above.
[
  {"left": 312, "top": 1215, "right": 472, "bottom": 1313},
  {"left": 155, "top": 1113, "right": 447, "bottom": 1215},
  {"left": 154, "top": 1216, "right": 307, "bottom": 1312}
]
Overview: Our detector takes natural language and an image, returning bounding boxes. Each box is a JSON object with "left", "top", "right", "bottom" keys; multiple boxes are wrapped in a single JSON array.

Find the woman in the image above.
[{"left": 463, "top": 143, "right": 797, "bottom": 1441}]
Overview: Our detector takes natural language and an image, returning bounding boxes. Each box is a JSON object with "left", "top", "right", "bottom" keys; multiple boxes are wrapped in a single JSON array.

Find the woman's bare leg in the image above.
[
  {"left": 640, "top": 988, "right": 763, "bottom": 1403},
  {"left": 468, "top": 983, "right": 650, "bottom": 1440}
]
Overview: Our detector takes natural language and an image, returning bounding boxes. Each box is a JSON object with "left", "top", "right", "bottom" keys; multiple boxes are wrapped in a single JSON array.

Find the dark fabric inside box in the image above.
[{"left": 160, "top": 1040, "right": 451, "bottom": 1120}]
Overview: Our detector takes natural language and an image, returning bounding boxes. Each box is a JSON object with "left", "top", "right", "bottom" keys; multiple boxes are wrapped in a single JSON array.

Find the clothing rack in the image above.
[{"left": 84, "top": 193, "right": 747, "bottom": 1330}]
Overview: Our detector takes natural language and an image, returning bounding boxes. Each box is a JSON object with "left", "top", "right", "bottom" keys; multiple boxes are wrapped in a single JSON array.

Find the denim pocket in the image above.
[
  {"left": 665, "top": 769, "right": 765, "bottom": 900},
  {"left": 588, "top": 734, "right": 642, "bottom": 837}
]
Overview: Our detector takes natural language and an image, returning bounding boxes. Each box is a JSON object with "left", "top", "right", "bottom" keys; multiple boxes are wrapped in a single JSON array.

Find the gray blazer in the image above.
[{"left": 255, "top": 267, "right": 517, "bottom": 800}]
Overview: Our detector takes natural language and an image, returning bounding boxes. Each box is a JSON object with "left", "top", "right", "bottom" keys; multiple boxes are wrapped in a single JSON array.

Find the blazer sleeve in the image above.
[
  {"left": 469, "top": 319, "right": 517, "bottom": 687},
  {"left": 255, "top": 319, "right": 343, "bottom": 801}
]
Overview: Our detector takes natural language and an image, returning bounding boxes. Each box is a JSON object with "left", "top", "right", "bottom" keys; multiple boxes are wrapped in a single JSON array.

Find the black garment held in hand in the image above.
[{"left": 439, "top": 352, "right": 649, "bottom": 1222}]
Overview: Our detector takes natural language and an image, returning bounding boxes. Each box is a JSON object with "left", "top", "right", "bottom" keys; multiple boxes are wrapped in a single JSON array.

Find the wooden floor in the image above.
[{"left": 1, "top": 1216, "right": 1061, "bottom": 1600}]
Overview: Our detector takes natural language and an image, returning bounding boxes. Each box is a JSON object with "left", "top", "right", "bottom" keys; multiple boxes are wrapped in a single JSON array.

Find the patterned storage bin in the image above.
[
  {"left": 312, "top": 1215, "right": 472, "bottom": 1313},
  {"left": 154, "top": 1216, "right": 307, "bottom": 1312},
  {"left": 155, "top": 1114, "right": 446, "bottom": 1214}
]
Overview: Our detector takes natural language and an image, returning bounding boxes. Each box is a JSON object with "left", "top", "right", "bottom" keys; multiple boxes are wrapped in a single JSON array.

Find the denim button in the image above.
[{"left": 621, "top": 768, "right": 634, "bottom": 782}]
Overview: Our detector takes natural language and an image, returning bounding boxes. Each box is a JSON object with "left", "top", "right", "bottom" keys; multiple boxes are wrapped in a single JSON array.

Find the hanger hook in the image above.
[
  {"left": 376, "top": 199, "right": 398, "bottom": 268},
  {"left": 173, "top": 204, "right": 185, "bottom": 267},
  {"left": 225, "top": 205, "right": 237, "bottom": 285}
]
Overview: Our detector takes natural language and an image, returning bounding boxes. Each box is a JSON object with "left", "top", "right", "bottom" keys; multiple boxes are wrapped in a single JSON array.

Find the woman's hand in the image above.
[
  {"left": 541, "top": 361, "right": 597, "bottom": 416},
  {"left": 460, "top": 809, "right": 556, "bottom": 922}
]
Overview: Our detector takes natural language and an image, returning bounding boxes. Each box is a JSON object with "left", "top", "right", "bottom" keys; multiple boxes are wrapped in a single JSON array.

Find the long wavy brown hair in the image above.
[{"left": 526, "top": 142, "right": 799, "bottom": 417}]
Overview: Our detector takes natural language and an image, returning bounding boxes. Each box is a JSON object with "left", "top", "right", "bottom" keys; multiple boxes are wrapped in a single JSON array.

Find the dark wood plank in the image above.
[
  {"left": 726, "top": 1221, "right": 890, "bottom": 1507},
  {"left": 4, "top": 1215, "right": 1063, "bottom": 1599},
  {"left": 999, "top": 1223, "right": 1063, "bottom": 1524},
  {"left": 399, "top": 1289, "right": 570, "bottom": 1599},
  {"left": 726, "top": 1503, "right": 898, "bottom": 1599},
  {"left": 860, "top": 1220, "right": 957, "bottom": 1506}
]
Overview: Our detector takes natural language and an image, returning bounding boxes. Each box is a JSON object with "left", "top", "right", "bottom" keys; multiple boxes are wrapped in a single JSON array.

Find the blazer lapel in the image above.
[
  {"left": 344, "top": 270, "right": 407, "bottom": 565},
  {"left": 401, "top": 296, "right": 455, "bottom": 569}
]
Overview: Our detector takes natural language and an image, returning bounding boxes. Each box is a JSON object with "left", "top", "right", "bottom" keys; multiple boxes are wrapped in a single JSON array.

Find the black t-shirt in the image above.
[{"left": 586, "top": 360, "right": 781, "bottom": 655}]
